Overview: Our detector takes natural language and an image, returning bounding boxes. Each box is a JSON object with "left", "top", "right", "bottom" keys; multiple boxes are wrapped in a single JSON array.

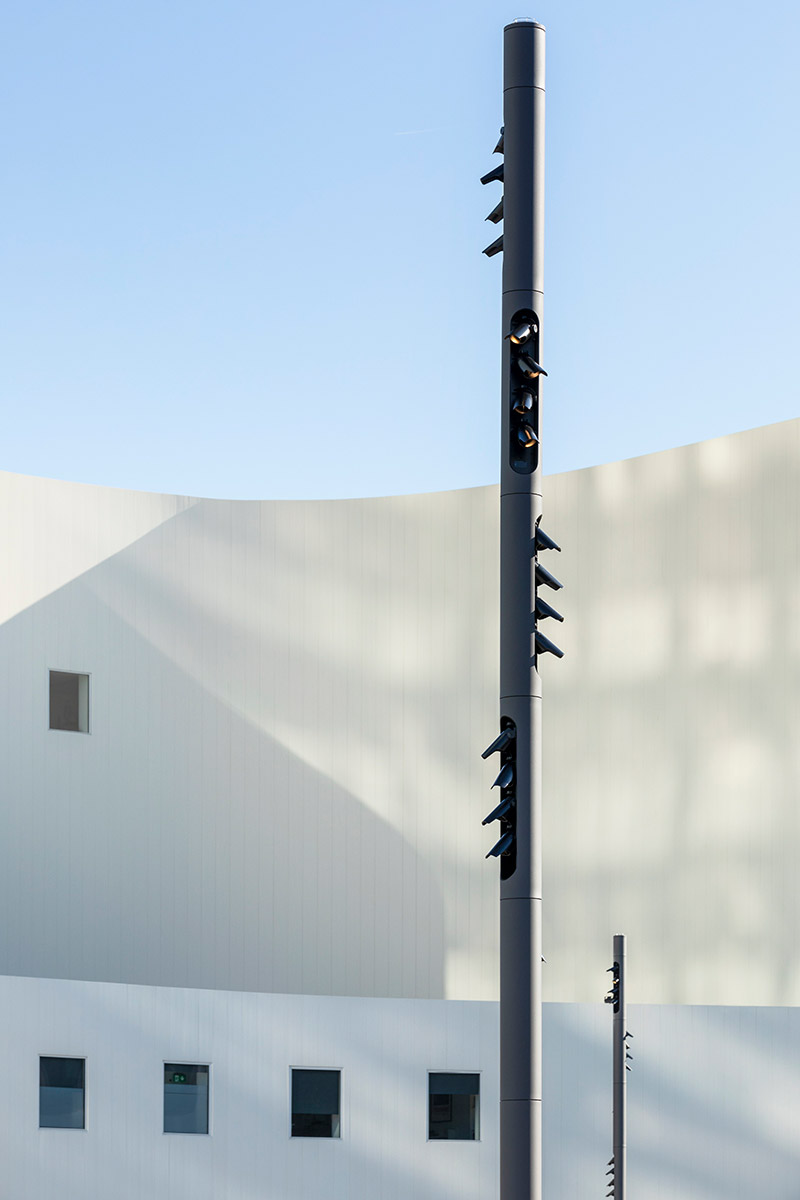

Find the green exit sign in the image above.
[{"left": 172, "top": 1073, "right": 187, "bottom": 1084}]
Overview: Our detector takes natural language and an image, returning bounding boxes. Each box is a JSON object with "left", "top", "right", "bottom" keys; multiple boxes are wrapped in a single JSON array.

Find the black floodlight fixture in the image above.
[
  {"left": 535, "top": 629, "right": 564, "bottom": 658},
  {"left": 486, "top": 830, "right": 513, "bottom": 859},
  {"left": 513, "top": 390, "right": 534, "bottom": 414},
  {"left": 485, "top": 198, "right": 504, "bottom": 225},
  {"left": 516, "top": 424, "right": 538, "bottom": 450},
  {"left": 482, "top": 797, "right": 513, "bottom": 825},
  {"left": 535, "top": 596, "right": 564, "bottom": 622},
  {"left": 492, "top": 762, "right": 514, "bottom": 790},
  {"left": 535, "top": 560, "right": 563, "bottom": 590},
  {"left": 481, "top": 717, "right": 516, "bottom": 877},
  {"left": 535, "top": 526, "right": 561, "bottom": 552},
  {"left": 481, "top": 726, "right": 515, "bottom": 759},
  {"left": 506, "top": 318, "right": 537, "bottom": 345},
  {"left": 605, "top": 961, "right": 621, "bottom": 1011},
  {"left": 493, "top": 126, "right": 504, "bottom": 154},
  {"left": 517, "top": 354, "right": 547, "bottom": 380},
  {"left": 480, "top": 163, "right": 504, "bottom": 185},
  {"left": 483, "top": 235, "right": 503, "bottom": 258}
]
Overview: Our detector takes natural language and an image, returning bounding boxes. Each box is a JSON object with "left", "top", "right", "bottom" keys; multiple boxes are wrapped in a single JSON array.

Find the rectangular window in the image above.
[
  {"left": 291, "top": 1068, "right": 341, "bottom": 1138},
  {"left": 39, "top": 1057, "right": 85, "bottom": 1129},
  {"left": 49, "top": 671, "right": 89, "bottom": 733},
  {"left": 428, "top": 1072, "right": 480, "bottom": 1140},
  {"left": 164, "top": 1064, "right": 209, "bottom": 1134}
]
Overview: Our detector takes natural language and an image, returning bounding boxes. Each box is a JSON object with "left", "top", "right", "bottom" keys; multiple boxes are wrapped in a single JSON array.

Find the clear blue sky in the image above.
[{"left": 2, "top": 0, "right": 799, "bottom": 499}]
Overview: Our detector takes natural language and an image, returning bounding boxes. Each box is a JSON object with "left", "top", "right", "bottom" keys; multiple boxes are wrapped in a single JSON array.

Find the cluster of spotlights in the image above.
[
  {"left": 480, "top": 127, "right": 504, "bottom": 257},
  {"left": 605, "top": 961, "right": 621, "bottom": 1009},
  {"left": 478, "top": 121, "right": 564, "bottom": 875},
  {"left": 480, "top": 128, "right": 549, "bottom": 468},
  {"left": 533, "top": 523, "right": 564, "bottom": 658},
  {"left": 606, "top": 1155, "right": 616, "bottom": 1197},
  {"left": 505, "top": 310, "right": 547, "bottom": 468},
  {"left": 481, "top": 720, "right": 517, "bottom": 875}
]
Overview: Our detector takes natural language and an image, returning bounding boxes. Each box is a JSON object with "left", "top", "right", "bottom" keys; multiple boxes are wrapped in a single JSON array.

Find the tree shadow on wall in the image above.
[{"left": 543, "top": 421, "right": 800, "bottom": 1006}]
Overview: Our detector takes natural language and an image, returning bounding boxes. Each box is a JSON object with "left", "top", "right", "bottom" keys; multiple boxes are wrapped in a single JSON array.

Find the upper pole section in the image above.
[
  {"left": 499, "top": 21, "right": 545, "bottom": 504},
  {"left": 502, "top": 21, "right": 545, "bottom": 305}
]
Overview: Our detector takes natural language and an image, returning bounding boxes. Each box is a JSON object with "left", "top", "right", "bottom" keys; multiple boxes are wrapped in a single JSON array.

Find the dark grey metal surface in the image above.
[
  {"left": 611, "top": 934, "right": 628, "bottom": 1200},
  {"left": 499, "top": 20, "right": 546, "bottom": 1200}
]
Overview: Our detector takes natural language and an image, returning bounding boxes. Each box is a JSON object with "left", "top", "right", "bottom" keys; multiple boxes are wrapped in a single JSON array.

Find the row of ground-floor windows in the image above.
[{"left": 39, "top": 1059, "right": 480, "bottom": 1140}]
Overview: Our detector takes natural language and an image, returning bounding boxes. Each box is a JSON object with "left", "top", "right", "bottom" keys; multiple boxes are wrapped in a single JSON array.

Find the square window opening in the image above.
[
  {"left": 164, "top": 1063, "right": 209, "bottom": 1134},
  {"left": 291, "top": 1068, "right": 341, "bottom": 1138},
  {"left": 40, "top": 1056, "right": 85, "bottom": 1129},
  {"left": 428, "top": 1072, "right": 480, "bottom": 1141},
  {"left": 49, "top": 671, "right": 89, "bottom": 733}
]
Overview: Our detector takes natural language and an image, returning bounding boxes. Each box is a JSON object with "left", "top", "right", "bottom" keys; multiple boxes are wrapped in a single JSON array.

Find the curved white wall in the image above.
[
  {"left": 2, "top": 416, "right": 800, "bottom": 1006},
  {"left": 0, "top": 476, "right": 498, "bottom": 1000},
  {"left": 546, "top": 417, "right": 800, "bottom": 1005}
]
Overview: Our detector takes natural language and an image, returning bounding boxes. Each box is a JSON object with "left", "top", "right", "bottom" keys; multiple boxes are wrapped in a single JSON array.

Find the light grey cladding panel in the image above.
[
  {"left": 3, "top": 977, "right": 800, "bottom": 1200},
  {"left": 544, "top": 1002, "right": 800, "bottom": 1200},
  {"left": 542, "top": 418, "right": 800, "bottom": 1004},
  {"left": 0, "top": 976, "right": 500, "bottom": 1200},
  {"left": 4, "top": 417, "right": 800, "bottom": 1005},
  {"left": 0, "top": 469, "right": 193, "bottom": 625},
  {"left": 0, "top": 476, "right": 499, "bottom": 999}
]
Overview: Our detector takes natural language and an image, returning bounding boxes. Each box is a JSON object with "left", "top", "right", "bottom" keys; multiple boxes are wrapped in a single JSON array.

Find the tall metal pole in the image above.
[
  {"left": 500, "top": 24, "right": 545, "bottom": 1200},
  {"left": 481, "top": 21, "right": 555, "bottom": 1200},
  {"left": 605, "top": 934, "right": 629, "bottom": 1200}
]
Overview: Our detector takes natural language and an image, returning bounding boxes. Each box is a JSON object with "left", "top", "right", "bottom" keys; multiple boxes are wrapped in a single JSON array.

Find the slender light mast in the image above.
[
  {"left": 481, "top": 21, "right": 562, "bottom": 1200},
  {"left": 605, "top": 934, "right": 631, "bottom": 1200}
]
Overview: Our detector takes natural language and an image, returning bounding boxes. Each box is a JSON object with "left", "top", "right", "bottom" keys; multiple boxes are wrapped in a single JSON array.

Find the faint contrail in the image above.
[{"left": 393, "top": 128, "right": 439, "bottom": 135}]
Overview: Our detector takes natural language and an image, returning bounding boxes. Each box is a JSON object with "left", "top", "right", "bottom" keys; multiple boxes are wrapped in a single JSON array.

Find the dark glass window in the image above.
[
  {"left": 428, "top": 1072, "right": 480, "bottom": 1140},
  {"left": 164, "top": 1064, "right": 209, "bottom": 1134},
  {"left": 291, "top": 1068, "right": 341, "bottom": 1138},
  {"left": 39, "top": 1057, "right": 85, "bottom": 1129},
  {"left": 49, "top": 671, "right": 89, "bottom": 732}
]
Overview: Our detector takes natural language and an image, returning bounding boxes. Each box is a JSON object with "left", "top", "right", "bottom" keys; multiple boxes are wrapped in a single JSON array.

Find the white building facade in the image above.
[{"left": 2, "top": 417, "right": 800, "bottom": 1197}]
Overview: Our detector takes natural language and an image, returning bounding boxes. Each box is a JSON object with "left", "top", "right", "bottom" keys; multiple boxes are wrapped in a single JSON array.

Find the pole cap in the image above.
[{"left": 503, "top": 20, "right": 545, "bottom": 91}]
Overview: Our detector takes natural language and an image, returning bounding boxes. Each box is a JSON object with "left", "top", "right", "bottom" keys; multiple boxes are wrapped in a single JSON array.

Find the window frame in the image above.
[
  {"left": 426, "top": 1070, "right": 481, "bottom": 1143},
  {"left": 288, "top": 1065, "right": 343, "bottom": 1141},
  {"left": 48, "top": 668, "right": 91, "bottom": 735},
  {"left": 162, "top": 1060, "right": 212, "bottom": 1136},
  {"left": 38, "top": 1054, "right": 87, "bottom": 1132}
]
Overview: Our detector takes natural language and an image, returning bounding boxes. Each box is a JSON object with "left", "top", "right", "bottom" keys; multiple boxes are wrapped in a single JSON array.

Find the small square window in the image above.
[
  {"left": 40, "top": 1056, "right": 85, "bottom": 1129},
  {"left": 49, "top": 671, "right": 89, "bottom": 733},
  {"left": 164, "top": 1064, "right": 209, "bottom": 1134},
  {"left": 428, "top": 1072, "right": 480, "bottom": 1140},
  {"left": 291, "top": 1068, "right": 341, "bottom": 1138}
]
